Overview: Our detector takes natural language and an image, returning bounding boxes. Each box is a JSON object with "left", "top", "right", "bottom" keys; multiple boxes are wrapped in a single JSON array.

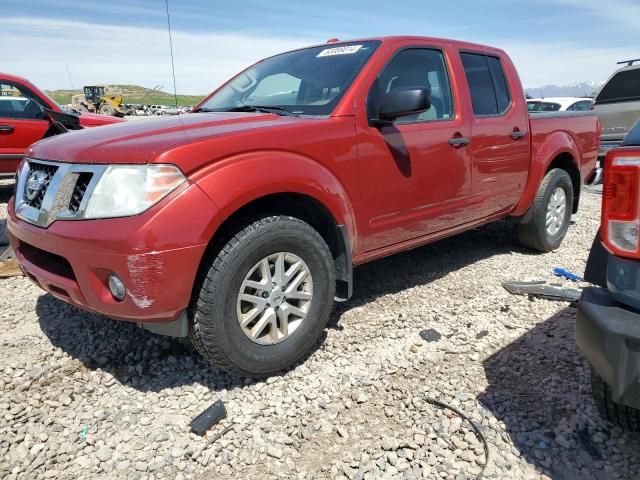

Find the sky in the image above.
[{"left": 2, "top": 0, "right": 639, "bottom": 94}]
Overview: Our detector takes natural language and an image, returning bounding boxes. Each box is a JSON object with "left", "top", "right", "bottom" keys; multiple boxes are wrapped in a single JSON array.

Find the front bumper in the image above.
[
  {"left": 7, "top": 182, "right": 218, "bottom": 324},
  {"left": 576, "top": 287, "right": 640, "bottom": 410}
]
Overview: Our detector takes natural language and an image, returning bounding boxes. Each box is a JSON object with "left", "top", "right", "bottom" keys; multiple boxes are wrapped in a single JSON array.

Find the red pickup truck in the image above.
[
  {"left": 0, "top": 73, "right": 123, "bottom": 177},
  {"left": 8, "top": 37, "right": 599, "bottom": 376}
]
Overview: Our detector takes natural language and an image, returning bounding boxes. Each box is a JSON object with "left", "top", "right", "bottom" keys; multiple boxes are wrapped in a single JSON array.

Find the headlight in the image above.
[{"left": 84, "top": 164, "right": 186, "bottom": 219}]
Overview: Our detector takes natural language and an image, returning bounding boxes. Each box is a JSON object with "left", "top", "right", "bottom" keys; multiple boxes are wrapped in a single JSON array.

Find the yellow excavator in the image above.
[{"left": 71, "top": 86, "right": 127, "bottom": 117}]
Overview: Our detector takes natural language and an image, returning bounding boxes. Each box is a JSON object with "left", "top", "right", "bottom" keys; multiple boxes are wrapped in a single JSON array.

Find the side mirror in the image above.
[{"left": 377, "top": 87, "right": 431, "bottom": 124}]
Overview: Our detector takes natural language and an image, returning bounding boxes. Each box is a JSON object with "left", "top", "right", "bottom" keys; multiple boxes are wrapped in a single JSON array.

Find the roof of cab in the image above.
[{"left": 297, "top": 36, "right": 508, "bottom": 57}]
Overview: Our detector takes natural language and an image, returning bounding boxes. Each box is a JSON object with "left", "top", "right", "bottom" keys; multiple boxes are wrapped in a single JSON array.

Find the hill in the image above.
[{"left": 45, "top": 85, "right": 205, "bottom": 107}]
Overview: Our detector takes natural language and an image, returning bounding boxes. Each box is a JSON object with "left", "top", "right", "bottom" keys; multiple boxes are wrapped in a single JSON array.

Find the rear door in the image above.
[
  {"left": 0, "top": 82, "right": 50, "bottom": 175},
  {"left": 358, "top": 45, "right": 473, "bottom": 251},
  {"left": 460, "top": 52, "right": 529, "bottom": 216}
]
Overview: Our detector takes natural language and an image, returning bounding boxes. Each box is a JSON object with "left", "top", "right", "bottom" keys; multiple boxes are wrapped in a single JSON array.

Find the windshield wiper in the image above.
[
  {"left": 191, "top": 107, "right": 214, "bottom": 113},
  {"left": 224, "top": 105, "right": 296, "bottom": 116}
]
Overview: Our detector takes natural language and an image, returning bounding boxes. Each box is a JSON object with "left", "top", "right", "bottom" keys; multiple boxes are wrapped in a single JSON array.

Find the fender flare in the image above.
[
  {"left": 512, "top": 131, "right": 581, "bottom": 218},
  {"left": 190, "top": 151, "right": 358, "bottom": 299}
]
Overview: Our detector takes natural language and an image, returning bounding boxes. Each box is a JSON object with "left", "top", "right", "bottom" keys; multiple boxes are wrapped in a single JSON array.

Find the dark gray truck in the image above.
[{"left": 579, "top": 120, "right": 640, "bottom": 430}]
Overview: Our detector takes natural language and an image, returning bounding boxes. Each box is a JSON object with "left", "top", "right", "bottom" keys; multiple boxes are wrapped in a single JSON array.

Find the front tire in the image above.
[
  {"left": 517, "top": 168, "right": 573, "bottom": 252},
  {"left": 591, "top": 367, "right": 640, "bottom": 431},
  {"left": 99, "top": 103, "right": 116, "bottom": 116},
  {"left": 189, "top": 215, "right": 335, "bottom": 377}
]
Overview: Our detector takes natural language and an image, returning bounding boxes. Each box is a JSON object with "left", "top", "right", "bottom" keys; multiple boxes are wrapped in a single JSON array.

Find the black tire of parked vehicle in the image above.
[
  {"left": 99, "top": 104, "right": 116, "bottom": 116},
  {"left": 517, "top": 168, "right": 573, "bottom": 252},
  {"left": 189, "top": 215, "right": 336, "bottom": 377},
  {"left": 591, "top": 367, "right": 640, "bottom": 431}
]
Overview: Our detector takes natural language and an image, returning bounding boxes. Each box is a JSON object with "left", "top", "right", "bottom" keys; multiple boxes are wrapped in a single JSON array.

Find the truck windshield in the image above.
[
  {"left": 198, "top": 41, "right": 381, "bottom": 116},
  {"left": 622, "top": 120, "right": 640, "bottom": 146}
]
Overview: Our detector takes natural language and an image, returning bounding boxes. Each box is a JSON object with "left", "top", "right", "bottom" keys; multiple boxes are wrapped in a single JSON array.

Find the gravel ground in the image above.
[{"left": 1, "top": 181, "right": 638, "bottom": 480}]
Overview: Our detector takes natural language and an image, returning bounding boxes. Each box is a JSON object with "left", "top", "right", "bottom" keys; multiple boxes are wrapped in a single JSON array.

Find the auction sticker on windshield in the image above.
[{"left": 317, "top": 45, "right": 363, "bottom": 57}]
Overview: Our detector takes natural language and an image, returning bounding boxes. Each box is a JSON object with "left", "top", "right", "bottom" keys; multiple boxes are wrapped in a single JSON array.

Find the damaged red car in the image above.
[{"left": 0, "top": 73, "right": 124, "bottom": 178}]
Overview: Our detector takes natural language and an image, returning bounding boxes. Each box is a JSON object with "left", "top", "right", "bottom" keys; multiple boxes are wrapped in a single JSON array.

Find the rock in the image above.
[
  {"left": 381, "top": 438, "right": 396, "bottom": 451},
  {"left": 171, "top": 447, "right": 185, "bottom": 458},
  {"left": 267, "top": 446, "right": 283, "bottom": 459},
  {"left": 419, "top": 329, "right": 442, "bottom": 343},
  {"left": 356, "top": 392, "right": 369, "bottom": 404},
  {"left": 95, "top": 446, "right": 113, "bottom": 462}
]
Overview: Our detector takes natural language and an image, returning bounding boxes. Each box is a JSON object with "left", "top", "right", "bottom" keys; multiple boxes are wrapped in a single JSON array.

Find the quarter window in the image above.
[
  {"left": 460, "top": 53, "right": 512, "bottom": 116},
  {"left": 367, "top": 48, "right": 454, "bottom": 123}
]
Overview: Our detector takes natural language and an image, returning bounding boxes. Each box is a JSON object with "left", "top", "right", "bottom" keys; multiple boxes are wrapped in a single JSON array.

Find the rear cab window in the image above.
[
  {"left": 596, "top": 68, "right": 640, "bottom": 104},
  {"left": 460, "top": 52, "right": 512, "bottom": 116}
]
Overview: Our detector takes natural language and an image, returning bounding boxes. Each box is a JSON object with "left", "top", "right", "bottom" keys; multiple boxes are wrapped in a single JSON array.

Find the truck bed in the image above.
[{"left": 529, "top": 111, "right": 600, "bottom": 183}]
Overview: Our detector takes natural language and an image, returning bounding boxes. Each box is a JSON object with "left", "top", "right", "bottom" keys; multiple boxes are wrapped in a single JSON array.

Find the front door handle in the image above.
[
  {"left": 510, "top": 129, "right": 527, "bottom": 140},
  {"left": 448, "top": 136, "right": 470, "bottom": 147},
  {"left": 0, "top": 125, "right": 15, "bottom": 133}
]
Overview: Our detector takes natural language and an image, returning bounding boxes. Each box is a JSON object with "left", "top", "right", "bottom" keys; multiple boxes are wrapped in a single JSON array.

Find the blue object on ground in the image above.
[{"left": 553, "top": 267, "right": 584, "bottom": 282}]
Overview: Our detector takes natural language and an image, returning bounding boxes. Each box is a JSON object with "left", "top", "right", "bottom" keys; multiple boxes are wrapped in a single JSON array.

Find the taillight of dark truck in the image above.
[{"left": 602, "top": 150, "right": 640, "bottom": 258}]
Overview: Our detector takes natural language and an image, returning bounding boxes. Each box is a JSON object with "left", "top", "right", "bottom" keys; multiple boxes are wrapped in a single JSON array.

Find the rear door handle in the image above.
[
  {"left": 510, "top": 129, "right": 527, "bottom": 140},
  {"left": 448, "top": 137, "right": 470, "bottom": 147},
  {"left": 0, "top": 125, "right": 15, "bottom": 133}
]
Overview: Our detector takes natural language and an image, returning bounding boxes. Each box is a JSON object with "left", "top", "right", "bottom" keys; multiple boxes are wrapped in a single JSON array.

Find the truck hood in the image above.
[{"left": 27, "top": 112, "right": 304, "bottom": 166}]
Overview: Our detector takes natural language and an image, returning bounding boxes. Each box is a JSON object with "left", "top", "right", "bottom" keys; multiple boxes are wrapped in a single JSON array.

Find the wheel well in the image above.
[
  {"left": 192, "top": 193, "right": 352, "bottom": 305},
  {"left": 547, "top": 153, "right": 581, "bottom": 213}
]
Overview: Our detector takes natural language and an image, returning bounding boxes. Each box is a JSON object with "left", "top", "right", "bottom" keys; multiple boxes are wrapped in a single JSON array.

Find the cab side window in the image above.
[
  {"left": 460, "top": 53, "right": 512, "bottom": 116},
  {"left": 368, "top": 48, "right": 454, "bottom": 123},
  {"left": 0, "top": 83, "right": 45, "bottom": 120}
]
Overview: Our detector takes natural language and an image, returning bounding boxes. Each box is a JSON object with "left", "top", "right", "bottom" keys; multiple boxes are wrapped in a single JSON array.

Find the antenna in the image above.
[
  {"left": 165, "top": 0, "right": 179, "bottom": 109},
  {"left": 65, "top": 64, "right": 74, "bottom": 90}
]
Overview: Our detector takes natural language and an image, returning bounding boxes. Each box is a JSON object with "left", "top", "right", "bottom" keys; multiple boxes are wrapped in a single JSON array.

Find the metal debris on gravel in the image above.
[{"left": 1, "top": 178, "right": 639, "bottom": 480}]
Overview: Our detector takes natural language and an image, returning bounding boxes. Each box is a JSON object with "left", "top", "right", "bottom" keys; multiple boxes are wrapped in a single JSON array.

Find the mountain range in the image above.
[{"left": 525, "top": 81, "right": 604, "bottom": 99}]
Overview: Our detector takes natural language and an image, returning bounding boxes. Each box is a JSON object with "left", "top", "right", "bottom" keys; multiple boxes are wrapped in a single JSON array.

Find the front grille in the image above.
[
  {"left": 68, "top": 173, "right": 93, "bottom": 213},
  {"left": 15, "top": 159, "right": 108, "bottom": 228},
  {"left": 24, "top": 162, "right": 58, "bottom": 210}
]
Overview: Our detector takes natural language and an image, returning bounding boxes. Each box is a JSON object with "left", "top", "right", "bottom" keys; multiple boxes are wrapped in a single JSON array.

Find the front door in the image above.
[
  {"left": 0, "top": 82, "right": 50, "bottom": 175},
  {"left": 358, "top": 47, "right": 473, "bottom": 251}
]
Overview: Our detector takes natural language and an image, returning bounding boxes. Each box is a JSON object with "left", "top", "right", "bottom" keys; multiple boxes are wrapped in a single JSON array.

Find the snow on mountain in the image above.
[{"left": 525, "top": 81, "right": 604, "bottom": 98}]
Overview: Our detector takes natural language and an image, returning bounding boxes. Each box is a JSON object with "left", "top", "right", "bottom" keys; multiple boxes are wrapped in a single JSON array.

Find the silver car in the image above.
[{"left": 593, "top": 59, "right": 640, "bottom": 159}]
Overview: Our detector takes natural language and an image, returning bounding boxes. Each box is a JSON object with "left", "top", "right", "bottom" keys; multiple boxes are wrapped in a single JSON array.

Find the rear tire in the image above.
[
  {"left": 189, "top": 215, "right": 335, "bottom": 377},
  {"left": 517, "top": 168, "right": 573, "bottom": 252},
  {"left": 591, "top": 367, "right": 640, "bottom": 431}
]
